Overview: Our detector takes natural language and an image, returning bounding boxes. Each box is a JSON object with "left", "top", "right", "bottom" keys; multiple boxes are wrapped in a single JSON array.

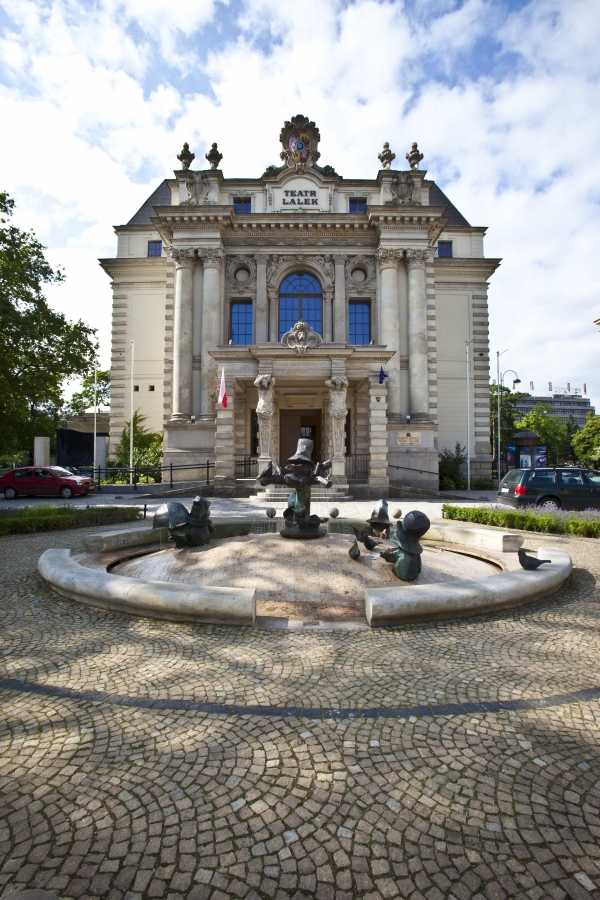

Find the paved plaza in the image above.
[{"left": 0, "top": 500, "right": 599, "bottom": 900}]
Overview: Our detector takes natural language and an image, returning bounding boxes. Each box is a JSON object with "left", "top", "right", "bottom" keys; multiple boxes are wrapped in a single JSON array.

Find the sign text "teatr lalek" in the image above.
[{"left": 282, "top": 190, "right": 319, "bottom": 206}]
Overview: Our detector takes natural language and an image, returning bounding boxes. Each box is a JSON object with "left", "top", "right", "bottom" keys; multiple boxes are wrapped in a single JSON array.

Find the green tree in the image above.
[
  {"left": 489, "top": 384, "right": 530, "bottom": 460},
  {"left": 572, "top": 413, "right": 600, "bottom": 467},
  {"left": 67, "top": 370, "right": 111, "bottom": 415},
  {"left": 439, "top": 442, "right": 467, "bottom": 491},
  {"left": 108, "top": 411, "right": 163, "bottom": 474},
  {"left": 0, "top": 192, "right": 97, "bottom": 455},
  {"left": 563, "top": 414, "right": 580, "bottom": 464},
  {"left": 516, "top": 403, "right": 569, "bottom": 465}
]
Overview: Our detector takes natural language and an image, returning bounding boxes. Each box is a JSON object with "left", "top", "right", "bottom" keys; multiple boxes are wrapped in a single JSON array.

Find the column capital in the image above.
[
  {"left": 377, "top": 248, "right": 403, "bottom": 270},
  {"left": 199, "top": 248, "right": 224, "bottom": 270},
  {"left": 332, "top": 254, "right": 347, "bottom": 264},
  {"left": 167, "top": 248, "right": 196, "bottom": 269},
  {"left": 255, "top": 254, "right": 269, "bottom": 265},
  {"left": 405, "top": 249, "right": 430, "bottom": 271}
]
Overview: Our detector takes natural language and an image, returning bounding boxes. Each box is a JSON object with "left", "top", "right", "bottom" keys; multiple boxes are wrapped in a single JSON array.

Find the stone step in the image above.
[{"left": 250, "top": 488, "right": 353, "bottom": 503}]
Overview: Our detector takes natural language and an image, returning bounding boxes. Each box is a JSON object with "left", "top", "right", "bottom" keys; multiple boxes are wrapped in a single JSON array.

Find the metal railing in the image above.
[
  {"left": 76, "top": 461, "right": 215, "bottom": 490},
  {"left": 345, "top": 454, "right": 370, "bottom": 480},
  {"left": 235, "top": 455, "right": 258, "bottom": 479}
]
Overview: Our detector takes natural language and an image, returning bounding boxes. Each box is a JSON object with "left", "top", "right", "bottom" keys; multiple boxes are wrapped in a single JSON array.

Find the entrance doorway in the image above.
[{"left": 279, "top": 410, "right": 322, "bottom": 465}]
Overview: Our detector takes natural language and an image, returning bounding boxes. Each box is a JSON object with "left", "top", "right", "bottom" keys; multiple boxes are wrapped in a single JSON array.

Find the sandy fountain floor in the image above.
[{"left": 113, "top": 533, "right": 498, "bottom": 623}]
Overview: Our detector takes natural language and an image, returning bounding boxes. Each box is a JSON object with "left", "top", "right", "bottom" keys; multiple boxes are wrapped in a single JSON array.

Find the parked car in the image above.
[
  {"left": 0, "top": 466, "right": 95, "bottom": 500},
  {"left": 497, "top": 467, "right": 600, "bottom": 510}
]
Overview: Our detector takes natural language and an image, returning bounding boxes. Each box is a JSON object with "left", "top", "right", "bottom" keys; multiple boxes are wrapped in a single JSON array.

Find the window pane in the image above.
[
  {"left": 349, "top": 302, "right": 371, "bottom": 344},
  {"left": 279, "top": 273, "right": 322, "bottom": 339},
  {"left": 301, "top": 296, "right": 322, "bottom": 335},
  {"left": 231, "top": 302, "right": 253, "bottom": 344},
  {"left": 234, "top": 198, "right": 251, "bottom": 213},
  {"left": 350, "top": 199, "right": 367, "bottom": 213},
  {"left": 279, "top": 297, "right": 300, "bottom": 338},
  {"left": 438, "top": 241, "right": 452, "bottom": 258},
  {"left": 148, "top": 241, "right": 162, "bottom": 257}
]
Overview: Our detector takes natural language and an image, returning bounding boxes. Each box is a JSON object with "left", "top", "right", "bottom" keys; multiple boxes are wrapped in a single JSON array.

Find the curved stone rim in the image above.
[{"left": 0, "top": 676, "right": 597, "bottom": 720}]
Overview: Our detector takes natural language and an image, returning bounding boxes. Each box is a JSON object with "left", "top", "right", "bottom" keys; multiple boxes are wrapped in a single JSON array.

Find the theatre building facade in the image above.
[{"left": 100, "top": 116, "right": 499, "bottom": 495}]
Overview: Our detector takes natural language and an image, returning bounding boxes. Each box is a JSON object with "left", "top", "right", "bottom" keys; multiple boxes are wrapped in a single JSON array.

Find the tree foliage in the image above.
[
  {"left": 0, "top": 192, "right": 97, "bottom": 455},
  {"left": 489, "top": 384, "right": 530, "bottom": 458},
  {"left": 67, "top": 370, "right": 111, "bottom": 415},
  {"left": 515, "top": 403, "right": 572, "bottom": 464},
  {"left": 109, "top": 411, "right": 163, "bottom": 470},
  {"left": 439, "top": 442, "right": 467, "bottom": 491},
  {"left": 572, "top": 414, "right": 600, "bottom": 467}
]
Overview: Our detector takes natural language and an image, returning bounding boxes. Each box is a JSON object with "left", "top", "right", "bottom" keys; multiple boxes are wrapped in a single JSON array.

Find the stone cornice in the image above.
[
  {"left": 98, "top": 257, "right": 167, "bottom": 279},
  {"left": 434, "top": 257, "right": 501, "bottom": 279},
  {"left": 209, "top": 345, "right": 396, "bottom": 363}
]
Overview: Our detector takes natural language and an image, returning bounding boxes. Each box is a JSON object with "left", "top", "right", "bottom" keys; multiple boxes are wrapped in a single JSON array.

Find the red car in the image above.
[{"left": 0, "top": 466, "right": 95, "bottom": 500}]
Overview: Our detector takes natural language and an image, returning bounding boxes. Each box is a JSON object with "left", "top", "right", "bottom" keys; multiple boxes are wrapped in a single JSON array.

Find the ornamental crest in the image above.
[
  {"left": 184, "top": 172, "right": 215, "bottom": 205},
  {"left": 281, "top": 320, "right": 323, "bottom": 355},
  {"left": 280, "top": 115, "right": 321, "bottom": 170},
  {"left": 385, "top": 172, "right": 420, "bottom": 206}
]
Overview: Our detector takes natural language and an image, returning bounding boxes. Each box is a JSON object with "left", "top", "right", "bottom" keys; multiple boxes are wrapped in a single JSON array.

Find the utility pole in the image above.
[
  {"left": 466, "top": 339, "right": 474, "bottom": 491},
  {"left": 496, "top": 349, "right": 508, "bottom": 489},
  {"left": 127, "top": 340, "right": 134, "bottom": 485},
  {"left": 93, "top": 361, "right": 98, "bottom": 478}
]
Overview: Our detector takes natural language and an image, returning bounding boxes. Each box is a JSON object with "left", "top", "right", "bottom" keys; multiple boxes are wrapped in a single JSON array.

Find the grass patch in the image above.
[
  {"left": 0, "top": 505, "right": 141, "bottom": 536},
  {"left": 442, "top": 504, "right": 600, "bottom": 539}
]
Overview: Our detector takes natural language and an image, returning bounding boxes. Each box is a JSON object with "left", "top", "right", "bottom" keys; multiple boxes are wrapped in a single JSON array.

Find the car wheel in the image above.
[
  {"left": 60, "top": 486, "right": 75, "bottom": 500},
  {"left": 4, "top": 486, "right": 18, "bottom": 500},
  {"left": 537, "top": 497, "right": 561, "bottom": 511}
]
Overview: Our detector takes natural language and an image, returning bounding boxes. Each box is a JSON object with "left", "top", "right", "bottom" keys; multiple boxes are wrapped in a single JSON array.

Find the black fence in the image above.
[
  {"left": 345, "top": 454, "right": 370, "bottom": 480},
  {"left": 75, "top": 461, "right": 215, "bottom": 490},
  {"left": 235, "top": 455, "right": 258, "bottom": 479}
]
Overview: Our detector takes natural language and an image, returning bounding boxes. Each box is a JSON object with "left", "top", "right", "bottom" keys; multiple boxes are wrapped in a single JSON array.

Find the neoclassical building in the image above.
[{"left": 100, "top": 115, "right": 499, "bottom": 495}]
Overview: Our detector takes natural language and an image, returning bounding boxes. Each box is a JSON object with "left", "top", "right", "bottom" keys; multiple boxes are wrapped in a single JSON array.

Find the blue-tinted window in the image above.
[
  {"left": 230, "top": 302, "right": 253, "bottom": 345},
  {"left": 234, "top": 198, "right": 251, "bottom": 213},
  {"left": 148, "top": 241, "right": 162, "bottom": 257},
  {"left": 349, "top": 302, "right": 371, "bottom": 344},
  {"left": 349, "top": 198, "right": 367, "bottom": 213},
  {"left": 279, "top": 273, "right": 322, "bottom": 339},
  {"left": 438, "top": 241, "right": 452, "bottom": 257}
]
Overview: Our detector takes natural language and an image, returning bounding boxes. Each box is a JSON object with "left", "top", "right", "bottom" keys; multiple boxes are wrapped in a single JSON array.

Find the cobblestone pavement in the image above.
[{"left": 0, "top": 519, "right": 599, "bottom": 900}]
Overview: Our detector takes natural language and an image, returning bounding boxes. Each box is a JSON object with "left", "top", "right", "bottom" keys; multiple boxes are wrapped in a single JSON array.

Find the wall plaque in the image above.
[{"left": 397, "top": 431, "right": 421, "bottom": 446}]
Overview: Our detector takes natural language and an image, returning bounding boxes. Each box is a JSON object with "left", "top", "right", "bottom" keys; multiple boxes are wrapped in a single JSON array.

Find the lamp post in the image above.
[
  {"left": 126, "top": 340, "right": 134, "bottom": 485},
  {"left": 466, "top": 339, "right": 474, "bottom": 491},
  {"left": 497, "top": 359, "right": 521, "bottom": 488},
  {"left": 92, "top": 361, "right": 98, "bottom": 479}
]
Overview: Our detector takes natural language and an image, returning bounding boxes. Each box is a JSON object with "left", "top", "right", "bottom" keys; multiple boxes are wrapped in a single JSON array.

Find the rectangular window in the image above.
[
  {"left": 348, "top": 302, "right": 371, "bottom": 344},
  {"left": 148, "top": 241, "right": 162, "bottom": 257},
  {"left": 230, "top": 301, "right": 253, "bottom": 345},
  {"left": 148, "top": 385, "right": 155, "bottom": 391},
  {"left": 234, "top": 198, "right": 251, "bottom": 214},
  {"left": 133, "top": 385, "right": 139, "bottom": 392},
  {"left": 438, "top": 241, "right": 452, "bottom": 257},
  {"left": 349, "top": 198, "right": 367, "bottom": 213}
]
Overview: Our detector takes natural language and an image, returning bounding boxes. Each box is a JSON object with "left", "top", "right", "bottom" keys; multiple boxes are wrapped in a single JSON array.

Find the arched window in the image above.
[{"left": 279, "top": 273, "right": 322, "bottom": 339}]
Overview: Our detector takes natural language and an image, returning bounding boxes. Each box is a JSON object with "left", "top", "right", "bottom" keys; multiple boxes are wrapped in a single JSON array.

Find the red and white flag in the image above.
[{"left": 218, "top": 368, "right": 227, "bottom": 408}]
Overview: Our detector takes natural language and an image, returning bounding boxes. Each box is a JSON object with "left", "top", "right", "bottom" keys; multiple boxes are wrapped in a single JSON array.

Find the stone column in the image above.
[
  {"left": 254, "top": 374, "right": 276, "bottom": 464},
  {"left": 368, "top": 375, "right": 389, "bottom": 487},
  {"left": 333, "top": 254, "right": 347, "bottom": 343},
  {"left": 214, "top": 372, "right": 236, "bottom": 494},
  {"left": 198, "top": 248, "right": 223, "bottom": 420},
  {"left": 268, "top": 290, "right": 278, "bottom": 342},
  {"left": 169, "top": 248, "right": 195, "bottom": 420},
  {"left": 406, "top": 249, "right": 430, "bottom": 422},
  {"left": 377, "top": 249, "right": 402, "bottom": 422},
  {"left": 325, "top": 374, "right": 349, "bottom": 485},
  {"left": 255, "top": 254, "right": 268, "bottom": 343}
]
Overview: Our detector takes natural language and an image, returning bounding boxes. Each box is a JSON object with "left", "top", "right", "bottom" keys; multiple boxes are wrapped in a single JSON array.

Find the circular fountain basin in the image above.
[{"left": 112, "top": 533, "right": 499, "bottom": 624}]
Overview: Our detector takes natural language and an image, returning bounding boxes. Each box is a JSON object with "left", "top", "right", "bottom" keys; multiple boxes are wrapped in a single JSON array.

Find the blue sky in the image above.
[{"left": 1, "top": 0, "right": 599, "bottom": 407}]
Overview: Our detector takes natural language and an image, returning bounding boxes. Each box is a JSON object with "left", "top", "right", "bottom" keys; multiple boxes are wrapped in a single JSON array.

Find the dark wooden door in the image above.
[{"left": 279, "top": 410, "right": 322, "bottom": 465}]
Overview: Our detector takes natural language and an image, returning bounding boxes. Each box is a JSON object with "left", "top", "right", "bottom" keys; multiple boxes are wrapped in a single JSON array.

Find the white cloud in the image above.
[{"left": 0, "top": 0, "right": 599, "bottom": 408}]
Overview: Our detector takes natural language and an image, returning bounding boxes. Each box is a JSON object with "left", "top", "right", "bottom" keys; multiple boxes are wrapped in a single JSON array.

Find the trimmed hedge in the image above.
[
  {"left": 0, "top": 506, "right": 141, "bottom": 537},
  {"left": 442, "top": 504, "right": 600, "bottom": 539}
]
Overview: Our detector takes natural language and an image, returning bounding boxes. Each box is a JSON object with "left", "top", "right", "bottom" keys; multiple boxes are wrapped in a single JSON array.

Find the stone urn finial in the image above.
[
  {"left": 406, "top": 142, "right": 424, "bottom": 170},
  {"left": 378, "top": 142, "right": 395, "bottom": 169},
  {"left": 177, "top": 142, "right": 195, "bottom": 169},
  {"left": 205, "top": 142, "right": 223, "bottom": 169}
]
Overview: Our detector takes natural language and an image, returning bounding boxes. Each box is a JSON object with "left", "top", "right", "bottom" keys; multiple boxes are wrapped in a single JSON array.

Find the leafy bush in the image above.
[
  {"left": 442, "top": 504, "right": 600, "bottom": 539},
  {"left": 0, "top": 505, "right": 141, "bottom": 536},
  {"left": 439, "top": 443, "right": 467, "bottom": 490},
  {"left": 473, "top": 477, "right": 497, "bottom": 490}
]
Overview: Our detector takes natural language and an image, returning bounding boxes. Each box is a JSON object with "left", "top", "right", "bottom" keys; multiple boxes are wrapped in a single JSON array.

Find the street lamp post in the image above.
[
  {"left": 126, "top": 340, "right": 134, "bottom": 485},
  {"left": 466, "top": 339, "right": 475, "bottom": 491},
  {"left": 497, "top": 358, "right": 521, "bottom": 488}
]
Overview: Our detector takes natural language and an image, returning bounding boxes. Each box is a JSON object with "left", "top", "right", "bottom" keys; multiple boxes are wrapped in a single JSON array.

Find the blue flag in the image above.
[{"left": 379, "top": 366, "right": 388, "bottom": 385}]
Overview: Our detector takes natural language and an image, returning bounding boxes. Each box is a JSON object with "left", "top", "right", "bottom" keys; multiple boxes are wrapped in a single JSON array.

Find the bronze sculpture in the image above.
[{"left": 259, "top": 438, "right": 331, "bottom": 539}]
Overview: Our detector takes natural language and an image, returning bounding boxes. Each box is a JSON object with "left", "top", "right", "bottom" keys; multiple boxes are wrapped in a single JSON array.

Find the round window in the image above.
[
  {"left": 235, "top": 268, "right": 250, "bottom": 283},
  {"left": 351, "top": 268, "right": 366, "bottom": 282}
]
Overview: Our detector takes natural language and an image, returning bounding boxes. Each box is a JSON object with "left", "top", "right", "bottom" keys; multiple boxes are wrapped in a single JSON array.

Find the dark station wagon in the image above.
[
  {"left": 0, "top": 466, "right": 95, "bottom": 500},
  {"left": 497, "top": 467, "right": 600, "bottom": 511}
]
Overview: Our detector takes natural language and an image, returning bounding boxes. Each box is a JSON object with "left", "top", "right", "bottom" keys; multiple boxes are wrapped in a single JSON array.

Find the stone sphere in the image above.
[
  {"left": 265, "top": 507, "right": 277, "bottom": 519},
  {"left": 392, "top": 508, "right": 402, "bottom": 519},
  {"left": 329, "top": 507, "right": 339, "bottom": 518}
]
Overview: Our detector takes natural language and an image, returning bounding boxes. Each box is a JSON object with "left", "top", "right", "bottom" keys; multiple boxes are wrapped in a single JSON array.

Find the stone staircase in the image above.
[{"left": 250, "top": 484, "right": 353, "bottom": 503}]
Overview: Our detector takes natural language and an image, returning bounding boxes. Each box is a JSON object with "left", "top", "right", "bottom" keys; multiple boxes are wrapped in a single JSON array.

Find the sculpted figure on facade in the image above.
[
  {"left": 281, "top": 320, "right": 323, "bottom": 355},
  {"left": 325, "top": 374, "right": 349, "bottom": 458},
  {"left": 254, "top": 374, "right": 276, "bottom": 459},
  {"left": 184, "top": 172, "right": 214, "bottom": 205}
]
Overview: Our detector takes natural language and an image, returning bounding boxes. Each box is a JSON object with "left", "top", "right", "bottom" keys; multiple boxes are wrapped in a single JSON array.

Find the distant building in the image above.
[{"left": 515, "top": 393, "right": 595, "bottom": 428}]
